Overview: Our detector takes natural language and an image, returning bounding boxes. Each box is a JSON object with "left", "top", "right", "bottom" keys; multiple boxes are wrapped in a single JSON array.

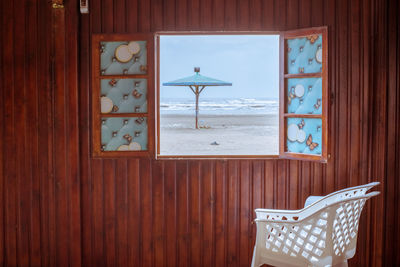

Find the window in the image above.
[
  {"left": 91, "top": 34, "right": 154, "bottom": 157},
  {"left": 280, "top": 28, "right": 329, "bottom": 161},
  {"left": 91, "top": 27, "right": 329, "bottom": 162},
  {"left": 158, "top": 34, "right": 279, "bottom": 157}
]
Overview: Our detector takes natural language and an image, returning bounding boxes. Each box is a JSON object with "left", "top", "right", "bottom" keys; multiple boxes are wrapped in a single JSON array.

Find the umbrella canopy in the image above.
[
  {"left": 162, "top": 68, "right": 232, "bottom": 129},
  {"left": 163, "top": 72, "right": 232, "bottom": 87}
]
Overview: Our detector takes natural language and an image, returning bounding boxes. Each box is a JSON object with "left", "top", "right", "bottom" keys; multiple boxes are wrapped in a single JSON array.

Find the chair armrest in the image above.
[
  {"left": 254, "top": 208, "right": 303, "bottom": 222},
  {"left": 304, "top": 196, "right": 324, "bottom": 208}
]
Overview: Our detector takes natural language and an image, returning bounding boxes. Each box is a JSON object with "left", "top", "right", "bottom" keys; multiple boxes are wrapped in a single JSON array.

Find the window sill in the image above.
[{"left": 156, "top": 154, "right": 280, "bottom": 160}]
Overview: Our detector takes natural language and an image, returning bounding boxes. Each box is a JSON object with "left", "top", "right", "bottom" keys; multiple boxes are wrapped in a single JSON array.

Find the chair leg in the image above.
[{"left": 251, "top": 246, "right": 259, "bottom": 267}]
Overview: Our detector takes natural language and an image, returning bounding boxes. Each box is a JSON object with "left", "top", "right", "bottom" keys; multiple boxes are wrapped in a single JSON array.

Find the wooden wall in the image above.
[{"left": 0, "top": 0, "right": 399, "bottom": 266}]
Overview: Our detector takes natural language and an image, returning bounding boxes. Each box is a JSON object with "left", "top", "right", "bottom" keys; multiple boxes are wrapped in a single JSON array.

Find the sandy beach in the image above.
[{"left": 159, "top": 113, "right": 279, "bottom": 155}]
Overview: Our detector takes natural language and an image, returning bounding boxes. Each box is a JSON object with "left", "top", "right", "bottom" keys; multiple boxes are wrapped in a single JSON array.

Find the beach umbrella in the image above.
[{"left": 163, "top": 67, "right": 232, "bottom": 129}]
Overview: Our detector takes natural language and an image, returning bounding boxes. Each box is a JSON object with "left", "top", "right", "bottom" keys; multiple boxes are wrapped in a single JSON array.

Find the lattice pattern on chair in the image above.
[
  {"left": 264, "top": 209, "right": 330, "bottom": 264},
  {"left": 331, "top": 199, "right": 366, "bottom": 256},
  {"left": 252, "top": 182, "right": 380, "bottom": 267}
]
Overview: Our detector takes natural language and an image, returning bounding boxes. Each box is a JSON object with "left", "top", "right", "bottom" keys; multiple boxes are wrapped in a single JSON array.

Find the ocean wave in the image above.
[{"left": 160, "top": 98, "right": 279, "bottom": 114}]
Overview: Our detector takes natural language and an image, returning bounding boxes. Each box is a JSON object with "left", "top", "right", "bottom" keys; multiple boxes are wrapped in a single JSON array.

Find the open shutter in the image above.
[
  {"left": 279, "top": 27, "right": 329, "bottom": 162},
  {"left": 92, "top": 34, "right": 154, "bottom": 157}
]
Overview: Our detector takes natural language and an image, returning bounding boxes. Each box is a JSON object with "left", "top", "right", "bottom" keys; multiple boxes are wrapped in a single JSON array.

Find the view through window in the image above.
[{"left": 159, "top": 34, "right": 279, "bottom": 156}]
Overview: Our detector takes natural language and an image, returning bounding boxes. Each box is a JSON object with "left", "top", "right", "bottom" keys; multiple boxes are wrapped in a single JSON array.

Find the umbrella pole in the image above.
[{"left": 195, "top": 86, "right": 199, "bottom": 129}]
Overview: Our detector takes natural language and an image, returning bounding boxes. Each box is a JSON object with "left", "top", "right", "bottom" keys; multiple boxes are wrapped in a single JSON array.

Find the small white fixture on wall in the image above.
[{"left": 80, "top": 0, "right": 89, "bottom": 14}]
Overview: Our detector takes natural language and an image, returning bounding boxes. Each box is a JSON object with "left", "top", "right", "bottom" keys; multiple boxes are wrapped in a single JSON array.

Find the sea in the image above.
[{"left": 160, "top": 97, "right": 279, "bottom": 115}]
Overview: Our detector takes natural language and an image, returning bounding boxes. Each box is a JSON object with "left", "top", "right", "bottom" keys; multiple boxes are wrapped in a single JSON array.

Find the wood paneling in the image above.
[{"left": 0, "top": 0, "right": 399, "bottom": 266}]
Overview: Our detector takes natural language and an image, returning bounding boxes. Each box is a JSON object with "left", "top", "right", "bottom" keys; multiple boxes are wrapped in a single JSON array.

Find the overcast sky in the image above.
[{"left": 160, "top": 35, "right": 279, "bottom": 100}]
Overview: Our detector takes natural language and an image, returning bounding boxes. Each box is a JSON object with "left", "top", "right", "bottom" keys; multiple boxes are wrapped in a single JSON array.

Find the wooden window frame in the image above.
[
  {"left": 279, "top": 26, "right": 329, "bottom": 162},
  {"left": 90, "top": 28, "right": 329, "bottom": 162},
  {"left": 91, "top": 34, "right": 155, "bottom": 158}
]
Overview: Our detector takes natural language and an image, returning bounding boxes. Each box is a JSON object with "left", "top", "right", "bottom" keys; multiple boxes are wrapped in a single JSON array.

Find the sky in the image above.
[{"left": 160, "top": 35, "right": 279, "bottom": 100}]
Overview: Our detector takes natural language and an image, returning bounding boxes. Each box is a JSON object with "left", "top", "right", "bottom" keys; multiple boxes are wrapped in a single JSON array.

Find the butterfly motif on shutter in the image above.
[{"left": 306, "top": 134, "right": 319, "bottom": 150}]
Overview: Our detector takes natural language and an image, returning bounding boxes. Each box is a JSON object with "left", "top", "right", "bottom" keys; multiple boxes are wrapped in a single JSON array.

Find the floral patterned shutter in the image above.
[
  {"left": 92, "top": 34, "right": 154, "bottom": 157},
  {"left": 279, "top": 27, "right": 329, "bottom": 162}
]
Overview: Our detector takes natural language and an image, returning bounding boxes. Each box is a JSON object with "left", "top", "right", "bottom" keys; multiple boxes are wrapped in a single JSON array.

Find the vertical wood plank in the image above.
[
  {"left": 53, "top": 6, "right": 70, "bottom": 266},
  {"left": 251, "top": 161, "right": 264, "bottom": 244},
  {"left": 188, "top": 0, "right": 200, "bottom": 29},
  {"left": 300, "top": 162, "right": 311, "bottom": 206},
  {"left": 286, "top": 0, "right": 299, "bottom": 29},
  {"left": 383, "top": 0, "right": 397, "bottom": 261},
  {"left": 176, "top": 0, "right": 188, "bottom": 30},
  {"left": 226, "top": 161, "right": 239, "bottom": 266},
  {"left": 114, "top": 0, "right": 126, "bottom": 32},
  {"left": 349, "top": 0, "right": 361, "bottom": 188},
  {"left": 140, "top": 158, "right": 153, "bottom": 266},
  {"left": 152, "top": 161, "right": 165, "bottom": 267},
  {"left": 92, "top": 0, "right": 102, "bottom": 32},
  {"left": 356, "top": 1, "right": 370, "bottom": 265},
  {"left": 276, "top": 160, "right": 287, "bottom": 209},
  {"left": 394, "top": 3, "right": 400, "bottom": 265},
  {"left": 214, "top": 161, "right": 227, "bottom": 267},
  {"left": 115, "top": 159, "right": 128, "bottom": 266},
  {"left": 103, "top": 0, "right": 114, "bottom": 32},
  {"left": 336, "top": 0, "right": 349, "bottom": 190},
  {"left": 237, "top": 0, "right": 249, "bottom": 30},
  {"left": 239, "top": 161, "right": 251, "bottom": 266},
  {"left": 37, "top": 0, "right": 53, "bottom": 264},
  {"left": 151, "top": 0, "right": 163, "bottom": 32},
  {"left": 163, "top": 0, "right": 176, "bottom": 30},
  {"left": 126, "top": 0, "right": 138, "bottom": 32},
  {"left": 65, "top": 1, "right": 81, "bottom": 264},
  {"left": 261, "top": 0, "right": 274, "bottom": 30},
  {"left": 288, "top": 161, "right": 299, "bottom": 209},
  {"left": 312, "top": 163, "right": 323, "bottom": 195},
  {"left": 138, "top": 0, "right": 151, "bottom": 32},
  {"left": 311, "top": 0, "right": 323, "bottom": 26},
  {"left": 26, "top": 0, "right": 41, "bottom": 265},
  {"left": 273, "top": 0, "right": 286, "bottom": 30},
  {"left": 92, "top": 159, "right": 105, "bottom": 266},
  {"left": 79, "top": 6, "right": 93, "bottom": 266},
  {"left": 249, "top": 0, "right": 262, "bottom": 30},
  {"left": 264, "top": 161, "right": 275, "bottom": 208},
  {"left": 213, "top": 0, "right": 225, "bottom": 29},
  {"left": 0, "top": 0, "right": 4, "bottom": 262},
  {"left": 127, "top": 159, "right": 141, "bottom": 267},
  {"left": 201, "top": 161, "right": 214, "bottom": 267},
  {"left": 224, "top": 0, "right": 237, "bottom": 30},
  {"left": 104, "top": 159, "right": 116, "bottom": 267},
  {"left": 299, "top": 0, "right": 311, "bottom": 27},
  {"left": 15, "top": 0, "right": 29, "bottom": 264},
  {"left": 200, "top": 0, "right": 213, "bottom": 29},
  {"left": 176, "top": 161, "right": 190, "bottom": 266},
  {"left": 189, "top": 161, "right": 201, "bottom": 267},
  {"left": 371, "top": 1, "right": 387, "bottom": 266},
  {"left": 165, "top": 160, "right": 177, "bottom": 267}
]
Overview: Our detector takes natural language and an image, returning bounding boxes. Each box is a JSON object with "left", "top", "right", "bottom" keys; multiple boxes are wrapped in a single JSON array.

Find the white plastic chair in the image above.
[{"left": 251, "top": 182, "right": 380, "bottom": 267}]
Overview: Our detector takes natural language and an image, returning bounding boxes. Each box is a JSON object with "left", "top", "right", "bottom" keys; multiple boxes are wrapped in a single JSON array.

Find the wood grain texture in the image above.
[{"left": 0, "top": 0, "right": 399, "bottom": 266}]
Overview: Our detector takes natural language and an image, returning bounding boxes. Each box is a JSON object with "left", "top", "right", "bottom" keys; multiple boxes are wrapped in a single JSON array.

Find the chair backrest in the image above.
[
  {"left": 255, "top": 191, "right": 379, "bottom": 267},
  {"left": 304, "top": 182, "right": 379, "bottom": 208},
  {"left": 298, "top": 185, "right": 378, "bottom": 221},
  {"left": 255, "top": 182, "right": 379, "bottom": 222}
]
